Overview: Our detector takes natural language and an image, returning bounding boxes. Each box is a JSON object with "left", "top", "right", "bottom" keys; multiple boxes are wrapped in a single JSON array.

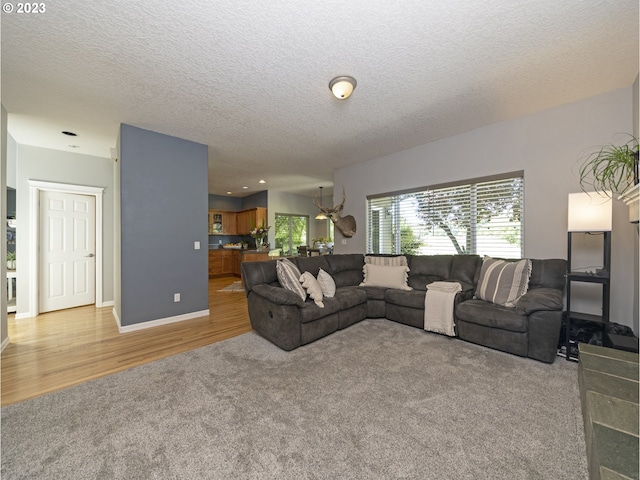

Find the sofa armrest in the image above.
[
  {"left": 252, "top": 284, "right": 305, "bottom": 307},
  {"left": 515, "top": 288, "right": 563, "bottom": 316}
]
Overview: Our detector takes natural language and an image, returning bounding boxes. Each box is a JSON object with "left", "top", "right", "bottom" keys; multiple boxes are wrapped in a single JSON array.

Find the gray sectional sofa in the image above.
[{"left": 241, "top": 254, "right": 567, "bottom": 363}]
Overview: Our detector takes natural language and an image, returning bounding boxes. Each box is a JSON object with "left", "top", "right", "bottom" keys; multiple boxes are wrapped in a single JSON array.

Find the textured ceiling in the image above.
[{"left": 2, "top": 0, "right": 638, "bottom": 196}]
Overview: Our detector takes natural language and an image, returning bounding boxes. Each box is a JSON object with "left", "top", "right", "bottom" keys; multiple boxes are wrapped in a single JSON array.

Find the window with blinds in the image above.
[{"left": 367, "top": 172, "right": 524, "bottom": 257}]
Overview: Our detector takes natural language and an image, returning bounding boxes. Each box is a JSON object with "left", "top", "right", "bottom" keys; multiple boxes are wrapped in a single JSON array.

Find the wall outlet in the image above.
[
  {"left": 341, "top": 239, "right": 347, "bottom": 245},
  {"left": 194, "top": 241, "right": 200, "bottom": 250},
  {"left": 174, "top": 293, "right": 180, "bottom": 302}
]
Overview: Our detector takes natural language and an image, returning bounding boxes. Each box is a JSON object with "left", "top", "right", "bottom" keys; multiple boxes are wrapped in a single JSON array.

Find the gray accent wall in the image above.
[
  {"left": 117, "top": 124, "right": 208, "bottom": 326},
  {"left": 334, "top": 86, "right": 638, "bottom": 333}
]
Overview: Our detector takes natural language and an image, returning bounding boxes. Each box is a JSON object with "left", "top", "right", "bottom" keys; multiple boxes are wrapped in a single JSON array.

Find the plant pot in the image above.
[{"left": 7, "top": 260, "right": 15, "bottom": 270}]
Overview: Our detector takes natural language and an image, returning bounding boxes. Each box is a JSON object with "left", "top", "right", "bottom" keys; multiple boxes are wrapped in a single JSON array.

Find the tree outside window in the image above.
[{"left": 275, "top": 214, "right": 308, "bottom": 256}]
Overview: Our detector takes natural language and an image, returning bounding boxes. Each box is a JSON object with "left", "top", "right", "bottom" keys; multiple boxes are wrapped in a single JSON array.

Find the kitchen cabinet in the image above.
[
  {"left": 209, "top": 210, "right": 237, "bottom": 235},
  {"left": 236, "top": 207, "right": 267, "bottom": 235},
  {"left": 232, "top": 250, "right": 241, "bottom": 276},
  {"left": 209, "top": 249, "right": 241, "bottom": 277}
]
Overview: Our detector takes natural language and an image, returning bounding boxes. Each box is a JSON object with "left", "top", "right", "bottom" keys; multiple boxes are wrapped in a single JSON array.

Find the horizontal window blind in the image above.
[{"left": 367, "top": 175, "right": 523, "bottom": 257}]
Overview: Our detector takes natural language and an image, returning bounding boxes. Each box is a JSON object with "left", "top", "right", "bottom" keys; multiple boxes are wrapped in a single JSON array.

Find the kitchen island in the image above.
[{"left": 208, "top": 248, "right": 273, "bottom": 277}]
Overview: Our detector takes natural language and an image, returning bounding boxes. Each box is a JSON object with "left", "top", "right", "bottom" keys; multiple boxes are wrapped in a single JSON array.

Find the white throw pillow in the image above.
[
  {"left": 359, "top": 264, "right": 412, "bottom": 290},
  {"left": 300, "top": 271, "right": 324, "bottom": 307},
  {"left": 316, "top": 268, "right": 336, "bottom": 297},
  {"left": 276, "top": 258, "right": 306, "bottom": 301}
]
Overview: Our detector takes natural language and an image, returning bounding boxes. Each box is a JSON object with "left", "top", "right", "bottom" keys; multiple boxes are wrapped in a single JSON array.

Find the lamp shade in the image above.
[{"left": 568, "top": 192, "right": 612, "bottom": 231}]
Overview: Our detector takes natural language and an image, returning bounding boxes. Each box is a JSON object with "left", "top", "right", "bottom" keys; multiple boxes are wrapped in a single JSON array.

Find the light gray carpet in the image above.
[{"left": 1, "top": 320, "right": 587, "bottom": 479}]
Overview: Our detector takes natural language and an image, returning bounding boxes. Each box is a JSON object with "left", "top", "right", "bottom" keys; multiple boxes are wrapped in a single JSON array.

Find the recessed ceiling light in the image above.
[
  {"left": 258, "top": 179, "right": 266, "bottom": 184},
  {"left": 242, "top": 186, "right": 248, "bottom": 189},
  {"left": 226, "top": 191, "right": 232, "bottom": 195},
  {"left": 62, "top": 131, "right": 77, "bottom": 136}
]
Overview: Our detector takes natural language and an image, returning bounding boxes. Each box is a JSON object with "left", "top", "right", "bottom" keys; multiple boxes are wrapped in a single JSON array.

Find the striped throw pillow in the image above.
[
  {"left": 475, "top": 257, "right": 531, "bottom": 308},
  {"left": 364, "top": 255, "right": 408, "bottom": 267},
  {"left": 276, "top": 258, "right": 306, "bottom": 301}
]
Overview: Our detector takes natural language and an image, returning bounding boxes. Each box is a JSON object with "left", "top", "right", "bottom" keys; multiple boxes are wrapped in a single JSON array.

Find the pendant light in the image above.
[{"left": 315, "top": 187, "right": 328, "bottom": 220}]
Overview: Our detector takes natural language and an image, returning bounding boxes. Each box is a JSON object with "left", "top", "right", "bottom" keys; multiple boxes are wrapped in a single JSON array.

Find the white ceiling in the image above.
[{"left": 2, "top": 0, "right": 638, "bottom": 197}]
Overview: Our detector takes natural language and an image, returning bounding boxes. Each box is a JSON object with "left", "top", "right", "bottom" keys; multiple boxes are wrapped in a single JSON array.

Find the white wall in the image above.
[
  {"left": 1, "top": 105, "right": 8, "bottom": 350},
  {"left": 15, "top": 145, "right": 114, "bottom": 317},
  {"left": 334, "top": 87, "right": 638, "bottom": 331},
  {"left": 267, "top": 190, "right": 332, "bottom": 251}
]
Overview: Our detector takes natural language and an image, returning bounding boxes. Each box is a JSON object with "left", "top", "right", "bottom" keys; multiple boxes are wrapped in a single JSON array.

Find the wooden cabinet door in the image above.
[
  {"left": 236, "top": 208, "right": 267, "bottom": 235},
  {"left": 236, "top": 211, "right": 250, "bottom": 235},
  {"left": 209, "top": 250, "right": 221, "bottom": 276},
  {"left": 221, "top": 251, "right": 233, "bottom": 274},
  {"left": 222, "top": 212, "right": 237, "bottom": 235},
  {"left": 232, "top": 251, "right": 241, "bottom": 275},
  {"left": 254, "top": 207, "right": 267, "bottom": 229},
  {"left": 208, "top": 211, "right": 214, "bottom": 234}
]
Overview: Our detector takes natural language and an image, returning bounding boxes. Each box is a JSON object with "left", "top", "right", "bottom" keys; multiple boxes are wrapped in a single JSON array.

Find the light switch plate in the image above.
[{"left": 194, "top": 241, "right": 200, "bottom": 250}]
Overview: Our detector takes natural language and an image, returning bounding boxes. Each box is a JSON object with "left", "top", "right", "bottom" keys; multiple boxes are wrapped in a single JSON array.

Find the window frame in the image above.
[
  {"left": 274, "top": 213, "right": 309, "bottom": 256},
  {"left": 366, "top": 171, "right": 524, "bottom": 257}
]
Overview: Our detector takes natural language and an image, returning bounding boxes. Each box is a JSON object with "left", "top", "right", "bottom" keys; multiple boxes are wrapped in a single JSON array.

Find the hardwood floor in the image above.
[{"left": 1, "top": 277, "right": 252, "bottom": 406}]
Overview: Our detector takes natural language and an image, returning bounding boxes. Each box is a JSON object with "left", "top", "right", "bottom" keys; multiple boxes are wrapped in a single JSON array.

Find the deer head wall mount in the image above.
[{"left": 314, "top": 187, "right": 357, "bottom": 237}]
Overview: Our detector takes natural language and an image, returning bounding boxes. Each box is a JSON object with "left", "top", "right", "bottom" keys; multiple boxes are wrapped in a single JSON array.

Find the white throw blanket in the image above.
[{"left": 424, "top": 281, "right": 462, "bottom": 337}]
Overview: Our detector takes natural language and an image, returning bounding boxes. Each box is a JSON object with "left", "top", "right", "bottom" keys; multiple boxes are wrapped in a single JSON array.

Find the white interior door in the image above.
[{"left": 39, "top": 191, "right": 96, "bottom": 313}]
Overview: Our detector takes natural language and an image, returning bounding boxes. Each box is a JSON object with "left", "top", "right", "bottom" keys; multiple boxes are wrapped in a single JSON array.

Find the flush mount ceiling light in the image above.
[{"left": 329, "top": 76, "right": 357, "bottom": 100}]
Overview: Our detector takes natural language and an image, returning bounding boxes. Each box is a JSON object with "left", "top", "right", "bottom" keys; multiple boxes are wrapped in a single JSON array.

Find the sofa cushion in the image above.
[
  {"left": 299, "top": 297, "right": 342, "bottom": 324},
  {"left": 300, "top": 271, "right": 324, "bottom": 307},
  {"left": 276, "top": 258, "right": 306, "bottom": 301},
  {"left": 515, "top": 287, "right": 563, "bottom": 316},
  {"left": 359, "top": 285, "right": 388, "bottom": 301},
  {"left": 294, "top": 255, "right": 331, "bottom": 277},
  {"left": 409, "top": 275, "right": 447, "bottom": 291},
  {"left": 385, "top": 289, "right": 427, "bottom": 310},
  {"left": 325, "top": 254, "right": 365, "bottom": 287},
  {"left": 456, "top": 299, "right": 528, "bottom": 333},
  {"left": 529, "top": 259, "right": 567, "bottom": 291},
  {"left": 317, "top": 268, "right": 336, "bottom": 297},
  {"left": 407, "top": 255, "right": 452, "bottom": 290},
  {"left": 450, "top": 255, "right": 482, "bottom": 286},
  {"left": 475, "top": 257, "right": 531, "bottom": 308},
  {"left": 408, "top": 255, "right": 452, "bottom": 279},
  {"left": 360, "top": 264, "right": 412, "bottom": 290},
  {"left": 241, "top": 260, "right": 279, "bottom": 294},
  {"left": 334, "top": 286, "right": 368, "bottom": 310}
]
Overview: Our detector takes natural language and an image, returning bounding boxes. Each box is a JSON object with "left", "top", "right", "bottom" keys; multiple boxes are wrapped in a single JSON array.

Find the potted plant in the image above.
[
  {"left": 249, "top": 220, "right": 271, "bottom": 251},
  {"left": 7, "top": 251, "right": 16, "bottom": 270},
  {"left": 578, "top": 135, "right": 639, "bottom": 223},
  {"left": 578, "top": 134, "right": 639, "bottom": 195}
]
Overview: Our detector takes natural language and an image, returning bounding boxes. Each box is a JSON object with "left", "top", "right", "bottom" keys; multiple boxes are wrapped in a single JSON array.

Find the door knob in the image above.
[{"left": 85, "top": 253, "right": 95, "bottom": 257}]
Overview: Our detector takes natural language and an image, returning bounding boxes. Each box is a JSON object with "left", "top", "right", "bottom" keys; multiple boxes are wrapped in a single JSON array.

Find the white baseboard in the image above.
[
  {"left": 116, "top": 309, "right": 210, "bottom": 333},
  {"left": 99, "top": 300, "right": 114, "bottom": 308},
  {"left": 15, "top": 312, "right": 34, "bottom": 320},
  {"left": 1, "top": 336, "right": 10, "bottom": 352},
  {"left": 112, "top": 307, "right": 122, "bottom": 329}
]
